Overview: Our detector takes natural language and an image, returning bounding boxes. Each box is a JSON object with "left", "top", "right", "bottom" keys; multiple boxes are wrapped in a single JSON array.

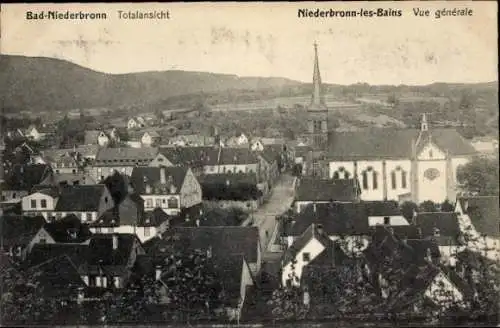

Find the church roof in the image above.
[{"left": 326, "top": 128, "right": 476, "bottom": 160}]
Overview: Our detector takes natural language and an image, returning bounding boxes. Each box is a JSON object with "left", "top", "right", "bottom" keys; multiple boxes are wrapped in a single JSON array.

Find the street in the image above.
[{"left": 250, "top": 174, "right": 296, "bottom": 257}]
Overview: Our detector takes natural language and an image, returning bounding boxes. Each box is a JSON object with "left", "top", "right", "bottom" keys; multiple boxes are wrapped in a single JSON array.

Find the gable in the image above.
[
  {"left": 417, "top": 142, "right": 446, "bottom": 160},
  {"left": 151, "top": 153, "right": 174, "bottom": 167},
  {"left": 180, "top": 168, "right": 199, "bottom": 193}
]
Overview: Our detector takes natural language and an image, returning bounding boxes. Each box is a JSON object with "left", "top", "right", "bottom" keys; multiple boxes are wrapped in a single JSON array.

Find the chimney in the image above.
[
  {"left": 207, "top": 246, "right": 212, "bottom": 258},
  {"left": 160, "top": 167, "right": 166, "bottom": 184},
  {"left": 112, "top": 234, "right": 118, "bottom": 250},
  {"left": 316, "top": 224, "right": 324, "bottom": 236},
  {"left": 313, "top": 203, "right": 317, "bottom": 213},
  {"left": 155, "top": 266, "right": 162, "bottom": 281}
]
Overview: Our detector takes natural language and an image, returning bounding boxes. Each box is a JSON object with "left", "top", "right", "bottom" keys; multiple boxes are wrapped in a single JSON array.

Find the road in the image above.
[{"left": 250, "top": 174, "right": 295, "bottom": 257}]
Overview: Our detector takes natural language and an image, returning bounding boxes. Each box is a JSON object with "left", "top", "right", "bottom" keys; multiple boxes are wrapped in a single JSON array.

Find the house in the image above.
[
  {"left": 364, "top": 200, "right": 410, "bottom": 226},
  {"left": 89, "top": 196, "right": 170, "bottom": 243},
  {"left": 144, "top": 226, "right": 262, "bottom": 275},
  {"left": 250, "top": 139, "right": 265, "bottom": 152},
  {"left": 26, "top": 214, "right": 92, "bottom": 255},
  {"left": 1, "top": 164, "right": 53, "bottom": 203},
  {"left": 130, "top": 166, "right": 202, "bottom": 215},
  {"left": 43, "top": 151, "right": 81, "bottom": 174},
  {"left": 299, "top": 44, "right": 477, "bottom": 204},
  {"left": 25, "top": 125, "right": 54, "bottom": 141},
  {"left": 199, "top": 172, "right": 261, "bottom": 210},
  {"left": 293, "top": 178, "right": 361, "bottom": 213},
  {"left": 24, "top": 254, "right": 87, "bottom": 302},
  {"left": 127, "top": 117, "right": 146, "bottom": 129},
  {"left": 84, "top": 130, "right": 110, "bottom": 147},
  {"left": 470, "top": 136, "right": 499, "bottom": 154},
  {"left": 281, "top": 223, "right": 334, "bottom": 286},
  {"left": 21, "top": 184, "right": 114, "bottom": 222},
  {"left": 90, "top": 147, "right": 159, "bottom": 181},
  {"left": 167, "top": 134, "right": 215, "bottom": 147},
  {"left": 26, "top": 233, "right": 145, "bottom": 290},
  {"left": 141, "top": 130, "right": 161, "bottom": 147},
  {"left": 258, "top": 148, "right": 280, "bottom": 187},
  {"left": 81, "top": 233, "right": 145, "bottom": 289},
  {"left": 455, "top": 196, "right": 500, "bottom": 261},
  {"left": 226, "top": 133, "right": 249, "bottom": 147},
  {"left": 415, "top": 212, "right": 465, "bottom": 263},
  {"left": 0, "top": 215, "right": 46, "bottom": 261},
  {"left": 40, "top": 172, "right": 97, "bottom": 186},
  {"left": 363, "top": 226, "right": 466, "bottom": 310}
]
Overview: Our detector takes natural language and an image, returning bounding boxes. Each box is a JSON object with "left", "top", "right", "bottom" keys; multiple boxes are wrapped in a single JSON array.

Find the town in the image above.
[{"left": 0, "top": 43, "right": 498, "bottom": 326}]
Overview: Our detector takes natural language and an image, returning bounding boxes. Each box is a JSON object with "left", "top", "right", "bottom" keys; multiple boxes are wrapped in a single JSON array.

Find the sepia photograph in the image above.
[{"left": 0, "top": 2, "right": 498, "bottom": 326}]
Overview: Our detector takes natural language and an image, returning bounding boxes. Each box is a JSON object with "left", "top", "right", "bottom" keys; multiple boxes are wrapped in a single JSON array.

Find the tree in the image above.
[
  {"left": 457, "top": 156, "right": 499, "bottom": 196},
  {"left": 441, "top": 199, "right": 455, "bottom": 212},
  {"left": 400, "top": 201, "right": 418, "bottom": 221},
  {"left": 102, "top": 171, "right": 128, "bottom": 204},
  {"left": 419, "top": 200, "right": 438, "bottom": 212},
  {"left": 387, "top": 94, "right": 400, "bottom": 108}
]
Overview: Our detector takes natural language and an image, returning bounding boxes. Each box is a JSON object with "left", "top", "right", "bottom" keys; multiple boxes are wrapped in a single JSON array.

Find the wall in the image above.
[
  {"left": 22, "top": 193, "right": 57, "bottom": 212},
  {"left": 425, "top": 271, "right": 463, "bottom": 305},
  {"left": 357, "top": 160, "right": 384, "bottom": 201},
  {"left": 91, "top": 166, "right": 136, "bottom": 181},
  {"left": 26, "top": 227, "right": 56, "bottom": 253},
  {"left": 180, "top": 169, "right": 203, "bottom": 209},
  {"left": 281, "top": 238, "right": 325, "bottom": 287},
  {"left": 385, "top": 160, "right": 412, "bottom": 201},
  {"left": 142, "top": 194, "right": 181, "bottom": 215},
  {"left": 203, "top": 163, "right": 258, "bottom": 175},
  {"left": 417, "top": 160, "right": 448, "bottom": 203},
  {"left": 328, "top": 161, "right": 355, "bottom": 180},
  {"left": 368, "top": 215, "right": 410, "bottom": 226},
  {"left": 1, "top": 190, "right": 28, "bottom": 202},
  {"left": 294, "top": 201, "right": 330, "bottom": 213},
  {"left": 90, "top": 225, "right": 161, "bottom": 243},
  {"left": 203, "top": 200, "right": 259, "bottom": 212},
  {"left": 240, "top": 259, "right": 254, "bottom": 310},
  {"left": 98, "top": 187, "right": 115, "bottom": 217},
  {"left": 149, "top": 153, "right": 175, "bottom": 167}
]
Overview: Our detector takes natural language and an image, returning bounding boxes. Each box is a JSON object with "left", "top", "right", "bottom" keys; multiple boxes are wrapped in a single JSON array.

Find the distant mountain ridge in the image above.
[
  {"left": 0, "top": 55, "right": 497, "bottom": 113},
  {"left": 0, "top": 55, "right": 301, "bottom": 112}
]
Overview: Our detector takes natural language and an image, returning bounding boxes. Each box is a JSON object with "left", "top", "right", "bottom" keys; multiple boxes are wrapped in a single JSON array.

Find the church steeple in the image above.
[{"left": 309, "top": 42, "right": 327, "bottom": 111}]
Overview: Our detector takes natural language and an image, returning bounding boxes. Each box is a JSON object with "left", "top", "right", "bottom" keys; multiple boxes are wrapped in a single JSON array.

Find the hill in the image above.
[{"left": 0, "top": 55, "right": 301, "bottom": 112}]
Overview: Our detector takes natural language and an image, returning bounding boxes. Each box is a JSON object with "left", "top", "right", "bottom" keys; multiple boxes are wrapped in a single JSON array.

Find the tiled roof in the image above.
[
  {"left": 130, "top": 166, "right": 187, "bottom": 194},
  {"left": 458, "top": 196, "right": 500, "bottom": 237},
  {"left": 84, "top": 130, "right": 106, "bottom": 145},
  {"left": 94, "top": 147, "right": 159, "bottom": 165},
  {"left": 42, "top": 214, "right": 92, "bottom": 243},
  {"left": 199, "top": 172, "right": 257, "bottom": 186},
  {"left": 139, "top": 208, "right": 171, "bottom": 227},
  {"left": 145, "top": 226, "right": 260, "bottom": 263},
  {"left": 54, "top": 184, "right": 109, "bottom": 212},
  {"left": 84, "top": 234, "right": 138, "bottom": 275},
  {"left": 3, "top": 164, "right": 52, "bottom": 191},
  {"left": 295, "top": 178, "right": 360, "bottom": 202},
  {"left": 415, "top": 212, "right": 461, "bottom": 246},
  {"left": 25, "top": 254, "right": 86, "bottom": 296},
  {"left": 0, "top": 215, "right": 46, "bottom": 247},
  {"left": 326, "top": 128, "right": 476, "bottom": 160},
  {"left": 289, "top": 202, "right": 370, "bottom": 236},
  {"left": 216, "top": 254, "right": 252, "bottom": 307},
  {"left": 363, "top": 200, "right": 402, "bottom": 217},
  {"left": 159, "top": 146, "right": 258, "bottom": 166},
  {"left": 25, "top": 243, "right": 89, "bottom": 269}
]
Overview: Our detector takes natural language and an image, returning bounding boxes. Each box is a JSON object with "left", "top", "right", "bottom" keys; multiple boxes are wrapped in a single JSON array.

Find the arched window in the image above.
[
  {"left": 391, "top": 171, "right": 397, "bottom": 190},
  {"left": 372, "top": 171, "right": 378, "bottom": 190},
  {"left": 362, "top": 171, "right": 368, "bottom": 190},
  {"left": 401, "top": 170, "right": 407, "bottom": 188}
]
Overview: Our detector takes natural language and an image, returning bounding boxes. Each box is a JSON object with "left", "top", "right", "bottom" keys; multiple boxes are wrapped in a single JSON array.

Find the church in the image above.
[{"left": 301, "top": 43, "right": 477, "bottom": 204}]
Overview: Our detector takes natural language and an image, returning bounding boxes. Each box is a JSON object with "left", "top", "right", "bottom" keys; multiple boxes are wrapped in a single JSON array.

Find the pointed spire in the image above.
[{"left": 310, "top": 42, "right": 326, "bottom": 110}]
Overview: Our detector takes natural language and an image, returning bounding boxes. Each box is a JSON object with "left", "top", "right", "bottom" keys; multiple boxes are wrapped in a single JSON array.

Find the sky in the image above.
[{"left": 1, "top": 2, "right": 497, "bottom": 85}]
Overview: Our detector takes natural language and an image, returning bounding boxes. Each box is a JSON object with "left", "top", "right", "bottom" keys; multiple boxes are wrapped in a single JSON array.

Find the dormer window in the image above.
[{"left": 433, "top": 227, "right": 440, "bottom": 237}]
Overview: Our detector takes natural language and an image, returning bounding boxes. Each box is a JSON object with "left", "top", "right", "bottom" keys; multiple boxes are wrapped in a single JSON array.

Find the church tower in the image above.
[{"left": 306, "top": 42, "right": 329, "bottom": 150}]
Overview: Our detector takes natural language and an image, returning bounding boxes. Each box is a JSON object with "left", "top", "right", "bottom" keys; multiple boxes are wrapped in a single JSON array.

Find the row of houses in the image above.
[{"left": 278, "top": 195, "right": 499, "bottom": 312}]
